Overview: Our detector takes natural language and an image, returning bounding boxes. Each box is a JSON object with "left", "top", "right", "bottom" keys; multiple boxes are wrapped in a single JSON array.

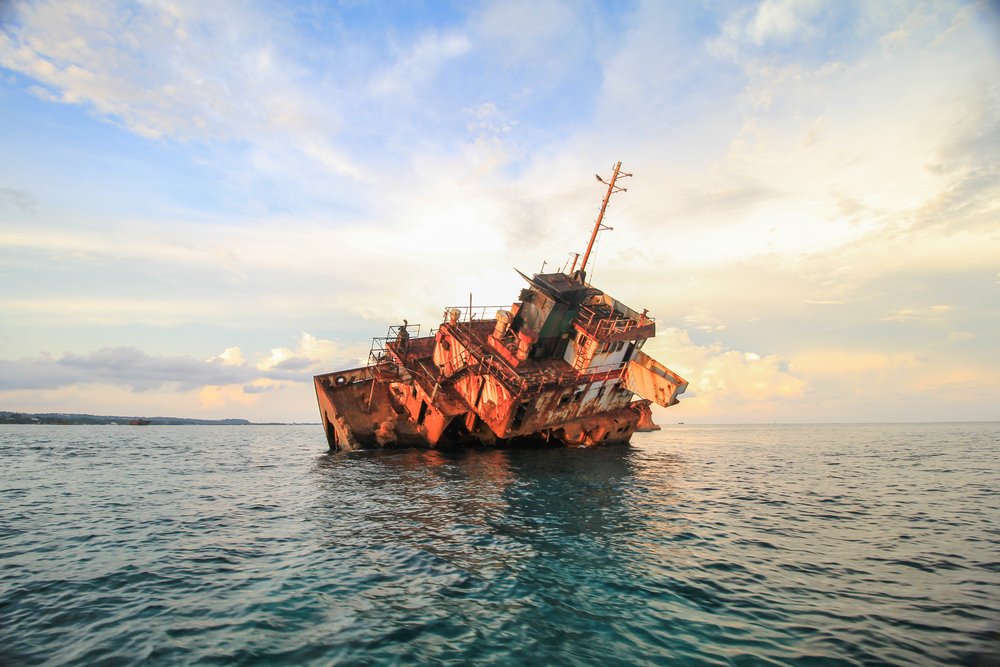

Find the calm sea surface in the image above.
[{"left": 1, "top": 423, "right": 997, "bottom": 666}]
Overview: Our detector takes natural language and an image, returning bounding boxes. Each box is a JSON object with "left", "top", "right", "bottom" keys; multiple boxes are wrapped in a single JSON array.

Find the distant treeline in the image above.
[{"left": 0, "top": 411, "right": 255, "bottom": 426}]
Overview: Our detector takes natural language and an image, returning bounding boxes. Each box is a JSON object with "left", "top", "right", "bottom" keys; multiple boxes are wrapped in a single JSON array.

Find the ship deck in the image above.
[{"left": 391, "top": 319, "right": 628, "bottom": 398}]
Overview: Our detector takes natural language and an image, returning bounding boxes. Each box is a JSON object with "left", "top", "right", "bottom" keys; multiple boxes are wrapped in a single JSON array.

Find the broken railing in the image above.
[{"left": 574, "top": 304, "right": 654, "bottom": 339}]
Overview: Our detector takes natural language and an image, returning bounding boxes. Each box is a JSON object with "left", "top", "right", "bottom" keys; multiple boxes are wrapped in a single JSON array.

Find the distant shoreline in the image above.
[{"left": 0, "top": 411, "right": 317, "bottom": 426}]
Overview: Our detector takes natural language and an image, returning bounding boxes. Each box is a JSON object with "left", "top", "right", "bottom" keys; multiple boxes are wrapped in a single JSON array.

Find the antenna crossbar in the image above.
[{"left": 578, "top": 161, "right": 630, "bottom": 278}]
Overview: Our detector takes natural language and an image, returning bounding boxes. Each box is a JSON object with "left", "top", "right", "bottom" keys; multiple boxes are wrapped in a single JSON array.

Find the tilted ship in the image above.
[{"left": 315, "top": 162, "right": 687, "bottom": 450}]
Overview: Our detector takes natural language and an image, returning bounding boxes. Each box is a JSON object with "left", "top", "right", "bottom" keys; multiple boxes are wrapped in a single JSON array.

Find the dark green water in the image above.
[{"left": 1, "top": 423, "right": 998, "bottom": 665}]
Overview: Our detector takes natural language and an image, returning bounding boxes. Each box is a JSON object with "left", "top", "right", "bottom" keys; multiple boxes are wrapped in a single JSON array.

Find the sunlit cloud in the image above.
[
  {"left": 645, "top": 328, "right": 807, "bottom": 421},
  {"left": 789, "top": 350, "right": 920, "bottom": 376},
  {"left": 197, "top": 378, "right": 290, "bottom": 411},
  {"left": 213, "top": 347, "right": 246, "bottom": 367},
  {"left": 255, "top": 333, "right": 365, "bottom": 376}
]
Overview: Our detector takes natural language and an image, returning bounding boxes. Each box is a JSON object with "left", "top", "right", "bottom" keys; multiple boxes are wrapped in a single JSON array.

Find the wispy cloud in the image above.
[
  {"left": 369, "top": 31, "right": 471, "bottom": 98},
  {"left": 880, "top": 305, "right": 953, "bottom": 322},
  {"left": 0, "top": 186, "right": 36, "bottom": 213},
  {"left": 0, "top": 0, "right": 363, "bottom": 185}
]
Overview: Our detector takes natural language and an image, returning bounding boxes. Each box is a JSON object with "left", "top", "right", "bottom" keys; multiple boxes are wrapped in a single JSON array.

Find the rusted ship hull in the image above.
[
  {"left": 316, "top": 366, "right": 658, "bottom": 450},
  {"left": 315, "top": 303, "right": 686, "bottom": 451}
]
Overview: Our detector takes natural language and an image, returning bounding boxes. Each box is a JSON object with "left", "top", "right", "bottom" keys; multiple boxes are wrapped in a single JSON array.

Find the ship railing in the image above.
[
  {"left": 367, "top": 323, "right": 422, "bottom": 380},
  {"left": 442, "top": 322, "right": 526, "bottom": 394},
  {"left": 477, "top": 354, "right": 527, "bottom": 394},
  {"left": 574, "top": 305, "right": 653, "bottom": 339},
  {"left": 442, "top": 305, "right": 506, "bottom": 323},
  {"left": 441, "top": 316, "right": 630, "bottom": 395},
  {"left": 520, "top": 360, "right": 627, "bottom": 393}
]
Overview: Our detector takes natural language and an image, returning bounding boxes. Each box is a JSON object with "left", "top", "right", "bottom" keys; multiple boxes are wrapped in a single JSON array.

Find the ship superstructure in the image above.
[{"left": 314, "top": 162, "right": 687, "bottom": 449}]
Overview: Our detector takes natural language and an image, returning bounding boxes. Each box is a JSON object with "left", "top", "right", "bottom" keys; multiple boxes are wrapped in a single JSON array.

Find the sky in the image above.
[{"left": 1, "top": 0, "right": 998, "bottom": 424}]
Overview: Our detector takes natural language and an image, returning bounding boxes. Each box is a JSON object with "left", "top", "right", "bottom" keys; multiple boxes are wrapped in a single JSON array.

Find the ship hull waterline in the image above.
[{"left": 315, "top": 371, "right": 654, "bottom": 450}]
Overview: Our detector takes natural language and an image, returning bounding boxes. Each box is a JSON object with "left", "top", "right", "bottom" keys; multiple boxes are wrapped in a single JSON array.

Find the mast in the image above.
[{"left": 579, "top": 161, "right": 630, "bottom": 279}]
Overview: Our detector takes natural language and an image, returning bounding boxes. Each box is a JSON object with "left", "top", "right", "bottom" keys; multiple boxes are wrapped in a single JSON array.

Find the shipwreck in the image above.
[{"left": 315, "top": 162, "right": 688, "bottom": 450}]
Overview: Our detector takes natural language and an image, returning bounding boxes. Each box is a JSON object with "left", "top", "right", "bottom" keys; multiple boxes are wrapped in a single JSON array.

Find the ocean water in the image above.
[{"left": 0, "top": 423, "right": 997, "bottom": 666}]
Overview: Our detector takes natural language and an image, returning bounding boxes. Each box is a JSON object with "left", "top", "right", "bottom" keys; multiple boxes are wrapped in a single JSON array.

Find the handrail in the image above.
[
  {"left": 442, "top": 305, "right": 506, "bottom": 322},
  {"left": 442, "top": 321, "right": 526, "bottom": 393},
  {"left": 574, "top": 304, "right": 653, "bottom": 339},
  {"left": 519, "top": 360, "right": 627, "bottom": 393}
]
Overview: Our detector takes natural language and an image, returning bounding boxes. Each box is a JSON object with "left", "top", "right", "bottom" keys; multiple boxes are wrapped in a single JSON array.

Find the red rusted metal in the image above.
[{"left": 314, "top": 163, "right": 687, "bottom": 450}]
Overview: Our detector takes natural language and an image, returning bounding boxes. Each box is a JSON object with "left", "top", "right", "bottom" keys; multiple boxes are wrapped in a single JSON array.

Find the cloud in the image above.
[
  {"left": 213, "top": 347, "right": 245, "bottom": 366},
  {"left": 646, "top": 328, "right": 807, "bottom": 421},
  {"left": 197, "top": 378, "right": 287, "bottom": 410},
  {"left": 683, "top": 310, "right": 728, "bottom": 333},
  {"left": 369, "top": 30, "right": 471, "bottom": 98},
  {"left": 0, "top": 296, "right": 224, "bottom": 327},
  {"left": 880, "top": 305, "right": 953, "bottom": 322},
  {"left": 789, "top": 349, "right": 919, "bottom": 376},
  {"left": 0, "top": 0, "right": 363, "bottom": 182},
  {"left": 782, "top": 346, "right": 1000, "bottom": 422},
  {"left": 257, "top": 352, "right": 313, "bottom": 372},
  {"left": 0, "top": 347, "right": 246, "bottom": 392},
  {"left": 474, "top": 0, "right": 582, "bottom": 67},
  {"left": 0, "top": 333, "right": 359, "bottom": 393},
  {"left": 0, "top": 186, "right": 36, "bottom": 213},
  {"left": 64, "top": 347, "right": 251, "bottom": 390},
  {"left": 256, "top": 332, "right": 362, "bottom": 376},
  {"left": 241, "top": 379, "right": 282, "bottom": 395},
  {"left": 746, "top": 0, "right": 824, "bottom": 45}
]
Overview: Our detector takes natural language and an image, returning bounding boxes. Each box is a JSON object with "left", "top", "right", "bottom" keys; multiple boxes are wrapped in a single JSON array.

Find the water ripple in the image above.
[{"left": 1, "top": 423, "right": 998, "bottom": 665}]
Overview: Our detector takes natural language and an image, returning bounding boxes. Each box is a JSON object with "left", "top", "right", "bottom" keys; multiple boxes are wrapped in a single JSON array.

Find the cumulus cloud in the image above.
[
  {"left": 213, "top": 347, "right": 245, "bottom": 366},
  {"left": 256, "top": 332, "right": 362, "bottom": 376},
  {"left": 647, "top": 328, "right": 807, "bottom": 421}
]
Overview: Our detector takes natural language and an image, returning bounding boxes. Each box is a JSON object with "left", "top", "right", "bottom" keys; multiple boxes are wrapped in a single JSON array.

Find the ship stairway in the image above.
[
  {"left": 572, "top": 336, "right": 592, "bottom": 370},
  {"left": 367, "top": 322, "right": 421, "bottom": 381}
]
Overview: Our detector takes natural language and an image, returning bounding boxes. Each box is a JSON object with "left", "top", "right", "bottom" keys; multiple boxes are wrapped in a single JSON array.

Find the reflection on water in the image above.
[
  {"left": 309, "top": 444, "right": 678, "bottom": 664},
  {"left": 309, "top": 445, "right": 651, "bottom": 573}
]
